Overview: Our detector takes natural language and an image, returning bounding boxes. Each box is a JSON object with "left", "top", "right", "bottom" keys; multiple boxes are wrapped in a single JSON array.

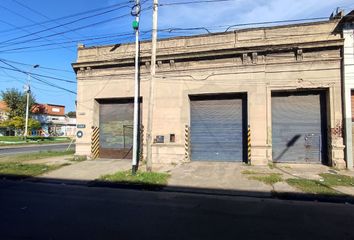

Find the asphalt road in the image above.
[
  {"left": 0, "top": 180, "right": 354, "bottom": 240},
  {"left": 0, "top": 143, "right": 75, "bottom": 156}
]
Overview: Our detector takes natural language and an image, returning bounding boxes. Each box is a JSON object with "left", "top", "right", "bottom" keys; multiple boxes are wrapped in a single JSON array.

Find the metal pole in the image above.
[
  {"left": 132, "top": 0, "right": 140, "bottom": 174},
  {"left": 24, "top": 65, "right": 39, "bottom": 140},
  {"left": 24, "top": 78, "right": 30, "bottom": 140},
  {"left": 146, "top": 0, "right": 158, "bottom": 172}
]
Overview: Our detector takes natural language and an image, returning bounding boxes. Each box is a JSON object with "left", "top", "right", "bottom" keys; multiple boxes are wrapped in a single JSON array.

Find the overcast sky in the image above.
[{"left": 0, "top": 0, "right": 352, "bottom": 112}]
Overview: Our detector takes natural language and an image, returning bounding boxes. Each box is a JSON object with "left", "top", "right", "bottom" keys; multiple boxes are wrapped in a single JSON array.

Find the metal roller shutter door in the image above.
[
  {"left": 272, "top": 92, "right": 326, "bottom": 163},
  {"left": 190, "top": 96, "right": 245, "bottom": 161},
  {"left": 99, "top": 102, "right": 134, "bottom": 159}
]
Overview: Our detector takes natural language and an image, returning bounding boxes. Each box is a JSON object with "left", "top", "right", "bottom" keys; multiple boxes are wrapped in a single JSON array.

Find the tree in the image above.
[
  {"left": 0, "top": 116, "right": 41, "bottom": 136},
  {"left": 67, "top": 111, "right": 76, "bottom": 118},
  {"left": 28, "top": 118, "right": 41, "bottom": 130},
  {"left": 0, "top": 88, "right": 36, "bottom": 119}
]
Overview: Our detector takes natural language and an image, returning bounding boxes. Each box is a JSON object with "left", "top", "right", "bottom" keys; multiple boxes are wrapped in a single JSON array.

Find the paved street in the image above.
[
  {"left": 0, "top": 143, "right": 75, "bottom": 156},
  {"left": 0, "top": 180, "right": 353, "bottom": 240}
]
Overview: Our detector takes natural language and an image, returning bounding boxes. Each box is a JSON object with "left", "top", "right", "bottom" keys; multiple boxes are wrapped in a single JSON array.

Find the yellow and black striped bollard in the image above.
[
  {"left": 91, "top": 126, "right": 100, "bottom": 159},
  {"left": 184, "top": 125, "right": 191, "bottom": 162},
  {"left": 247, "top": 125, "right": 251, "bottom": 163}
]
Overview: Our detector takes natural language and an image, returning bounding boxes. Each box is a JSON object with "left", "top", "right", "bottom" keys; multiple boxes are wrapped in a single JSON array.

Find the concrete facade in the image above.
[
  {"left": 73, "top": 19, "right": 347, "bottom": 169},
  {"left": 342, "top": 11, "right": 354, "bottom": 170}
]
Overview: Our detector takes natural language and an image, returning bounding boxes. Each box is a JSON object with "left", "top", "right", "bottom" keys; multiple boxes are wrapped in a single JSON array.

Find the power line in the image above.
[
  {"left": 0, "top": 22, "right": 334, "bottom": 53},
  {"left": 0, "top": 4, "right": 132, "bottom": 46},
  {"left": 0, "top": 29, "right": 157, "bottom": 52},
  {"left": 0, "top": 65, "right": 76, "bottom": 83},
  {"left": 0, "top": 34, "right": 139, "bottom": 53},
  {"left": 0, "top": 0, "right": 132, "bottom": 34},
  {"left": 224, "top": 17, "right": 329, "bottom": 32},
  {"left": 0, "top": 58, "right": 73, "bottom": 73},
  {"left": 0, "top": 6, "right": 152, "bottom": 49},
  {"left": 0, "top": 60, "right": 76, "bottom": 94},
  {"left": 159, "top": 0, "right": 235, "bottom": 6},
  {"left": 11, "top": 0, "right": 86, "bottom": 39},
  {"left": 0, "top": 2, "right": 75, "bottom": 52},
  {"left": 0, "top": 32, "right": 139, "bottom": 52}
]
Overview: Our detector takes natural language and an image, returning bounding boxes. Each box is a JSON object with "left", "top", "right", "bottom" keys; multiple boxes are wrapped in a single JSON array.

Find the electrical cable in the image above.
[
  {"left": 159, "top": 0, "right": 235, "bottom": 6},
  {"left": 0, "top": 0, "right": 132, "bottom": 34},
  {"left": 224, "top": 17, "right": 329, "bottom": 32},
  {"left": 0, "top": 65, "right": 76, "bottom": 83},
  {"left": 11, "top": 0, "right": 87, "bottom": 39},
  {"left": 0, "top": 4, "right": 132, "bottom": 46},
  {"left": 0, "top": 60, "right": 76, "bottom": 94},
  {"left": 0, "top": 58, "right": 73, "bottom": 73},
  {"left": 0, "top": 6, "right": 152, "bottom": 49}
]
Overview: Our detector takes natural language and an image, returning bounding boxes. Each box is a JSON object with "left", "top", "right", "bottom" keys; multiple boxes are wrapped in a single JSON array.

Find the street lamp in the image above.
[{"left": 24, "top": 64, "right": 39, "bottom": 140}]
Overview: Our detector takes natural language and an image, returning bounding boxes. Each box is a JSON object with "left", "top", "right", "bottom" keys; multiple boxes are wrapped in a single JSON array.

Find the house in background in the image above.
[
  {"left": 31, "top": 103, "right": 76, "bottom": 137},
  {"left": 0, "top": 100, "right": 9, "bottom": 122},
  {"left": 0, "top": 101, "right": 12, "bottom": 136}
]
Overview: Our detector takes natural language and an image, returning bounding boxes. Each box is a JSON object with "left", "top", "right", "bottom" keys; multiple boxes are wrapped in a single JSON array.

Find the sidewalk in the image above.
[
  {"left": 158, "top": 162, "right": 354, "bottom": 199},
  {"left": 38, "top": 159, "right": 131, "bottom": 183},
  {"left": 15, "top": 156, "right": 354, "bottom": 202}
]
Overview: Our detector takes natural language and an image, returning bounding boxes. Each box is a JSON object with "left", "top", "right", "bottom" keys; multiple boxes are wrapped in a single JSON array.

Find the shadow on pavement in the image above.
[
  {"left": 1, "top": 173, "right": 354, "bottom": 205},
  {"left": 1, "top": 174, "right": 354, "bottom": 240}
]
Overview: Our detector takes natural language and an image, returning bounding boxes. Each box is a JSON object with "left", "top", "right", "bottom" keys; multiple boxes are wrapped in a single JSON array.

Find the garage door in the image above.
[
  {"left": 272, "top": 91, "right": 327, "bottom": 163},
  {"left": 99, "top": 100, "right": 134, "bottom": 159},
  {"left": 190, "top": 94, "right": 246, "bottom": 162}
]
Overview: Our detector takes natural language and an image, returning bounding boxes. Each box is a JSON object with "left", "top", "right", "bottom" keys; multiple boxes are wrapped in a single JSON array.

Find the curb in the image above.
[{"left": 1, "top": 177, "right": 353, "bottom": 205}]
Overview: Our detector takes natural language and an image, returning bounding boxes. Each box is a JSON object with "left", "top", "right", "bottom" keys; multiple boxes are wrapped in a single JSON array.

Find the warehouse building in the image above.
[{"left": 73, "top": 14, "right": 349, "bottom": 169}]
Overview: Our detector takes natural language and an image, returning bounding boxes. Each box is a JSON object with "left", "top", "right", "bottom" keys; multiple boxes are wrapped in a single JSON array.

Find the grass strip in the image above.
[
  {"left": 0, "top": 150, "right": 75, "bottom": 162},
  {"left": 286, "top": 178, "right": 339, "bottom": 195},
  {"left": 319, "top": 173, "right": 354, "bottom": 187},
  {"left": 0, "top": 162, "right": 63, "bottom": 177},
  {"left": 249, "top": 173, "right": 283, "bottom": 185},
  {"left": 100, "top": 170, "right": 170, "bottom": 186}
]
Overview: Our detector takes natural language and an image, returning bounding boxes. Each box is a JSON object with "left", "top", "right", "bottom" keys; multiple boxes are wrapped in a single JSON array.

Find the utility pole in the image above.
[
  {"left": 146, "top": 0, "right": 158, "bottom": 171},
  {"left": 24, "top": 64, "right": 39, "bottom": 140},
  {"left": 131, "top": 0, "right": 140, "bottom": 174}
]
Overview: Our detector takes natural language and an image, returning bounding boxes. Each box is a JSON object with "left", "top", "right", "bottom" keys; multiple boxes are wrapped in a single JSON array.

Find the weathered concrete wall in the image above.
[
  {"left": 74, "top": 20, "right": 346, "bottom": 168},
  {"left": 343, "top": 22, "right": 354, "bottom": 170},
  {"left": 76, "top": 20, "right": 341, "bottom": 64}
]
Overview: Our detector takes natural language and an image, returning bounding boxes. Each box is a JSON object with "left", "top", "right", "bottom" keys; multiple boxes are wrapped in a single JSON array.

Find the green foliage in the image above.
[
  {"left": 241, "top": 170, "right": 259, "bottom": 175},
  {"left": 286, "top": 178, "right": 338, "bottom": 195},
  {"left": 8, "top": 116, "right": 25, "bottom": 130},
  {"left": 100, "top": 170, "right": 170, "bottom": 186},
  {"left": 0, "top": 150, "right": 75, "bottom": 162},
  {"left": 250, "top": 173, "right": 283, "bottom": 185},
  {"left": 0, "top": 116, "right": 40, "bottom": 135},
  {"left": 67, "top": 111, "right": 76, "bottom": 118},
  {"left": 1, "top": 88, "right": 36, "bottom": 119},
  {"left": 0, "top": 162, "right": 63, "bottom": 177},
  {"left": 0, "top": 136, "right": 72, "bottom": 146},
  {"left": 0, "top": 136, "right": 24, "bottom": 142},
  {"left": 319, "top": 173, "right": 354, "bottom": 187},
  {"left": 28, "top": 118, "right": 41, "bottom": 130}
]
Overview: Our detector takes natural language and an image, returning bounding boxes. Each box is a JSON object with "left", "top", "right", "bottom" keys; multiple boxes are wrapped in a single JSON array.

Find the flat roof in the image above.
[{"left": 80, "top": 19, "right": 333, "bottom": 50}]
